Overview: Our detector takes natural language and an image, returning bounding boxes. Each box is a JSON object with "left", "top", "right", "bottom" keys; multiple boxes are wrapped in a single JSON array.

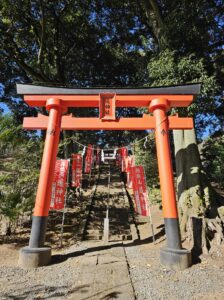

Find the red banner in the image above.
[
  {"left": 71, "top": 154, "right": 83, "bottom": 187},
  {"left": 85, "top": 144, "right": 93, "bottom": 173},
  {"left": 85, "top": 156, "right": 91, "bottom": 173},
  {"left": 121, "top": 147, "right": 128, "bottom": 172},
  {"left": 50, "top": 159, "right": 69, "bottom": 210},
  {"left": 132, "top": 166, "right": 150, "bottom": 216},
  {"left": 126, "top": 156, "right": 135, "bottom": 188}
]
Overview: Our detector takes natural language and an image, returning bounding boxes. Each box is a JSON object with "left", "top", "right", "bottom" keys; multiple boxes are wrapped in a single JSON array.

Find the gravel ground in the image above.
[
  {"left": 0, "top": 237, "right": 224, "bottom": 300},
  {"left": 0, "top": 168, "right": 224, "bottom": 299},
  {"left": 0, "top": 255, "right": 82, "bottom": 299},
  {"left": 0, "top": 242, "right": 135, "bottom": 300},
  {"left": 124, "top": 242, "right": 224, "bottom": 300}
]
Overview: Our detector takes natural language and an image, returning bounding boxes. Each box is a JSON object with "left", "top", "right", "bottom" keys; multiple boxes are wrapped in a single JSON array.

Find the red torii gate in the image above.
[{"left": 17, "top": 83, "right": 201, "bottom": 270}]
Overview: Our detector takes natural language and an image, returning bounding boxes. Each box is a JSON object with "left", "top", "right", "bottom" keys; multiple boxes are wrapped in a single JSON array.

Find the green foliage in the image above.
[
  {"left": 0, "top": 114, "right": 41, "bottom": 226},
  {"left": 0, "top": 1, "right": 148, "bottom": 90},
  {"left": 0, "top": 0, "right": 223, "bottom": 143},
  {"left": 140, "top": 0, "right": 224, "bottom": 87},
  {"left": 134, "top": 136, "right": 158, "bottom": 188},
  {"left": 134, "top": 132, "right": 161, "bottom": 203},
  {"left": 148, "top": 50, "right": 218, "bottom": 100},
  {"left": 147, "top": 49, "right": 220, "bottom": 136},
  {"left": 0, "top": 0, "right": 151, "bottom": 148},
  {"left": 201, "top": 134, "right": 224, "bottom": 188},
  {"left": 0, "top": 191, "right": 22, "bottom": 222},
  {"left": 0, "top": 114, "right": 24, "bottom": 154}
]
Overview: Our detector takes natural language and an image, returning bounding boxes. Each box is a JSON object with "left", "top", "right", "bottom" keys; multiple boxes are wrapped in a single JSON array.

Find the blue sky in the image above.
[
  {"left": 0, "top": 83, "right": 16, "bottom": 115},
  {"left": 0, "top": 83, "right": 9, "bottom": 114}
]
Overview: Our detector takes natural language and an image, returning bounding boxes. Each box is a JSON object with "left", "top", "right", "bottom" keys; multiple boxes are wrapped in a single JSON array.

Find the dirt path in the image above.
[{"left": 0, "top": 164, "right": 224, "bottom": 299}]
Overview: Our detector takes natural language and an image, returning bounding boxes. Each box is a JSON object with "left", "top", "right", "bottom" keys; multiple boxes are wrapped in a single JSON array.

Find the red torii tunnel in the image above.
[{"left": 17, "top": 83, "right": 201, "bottom": 270}]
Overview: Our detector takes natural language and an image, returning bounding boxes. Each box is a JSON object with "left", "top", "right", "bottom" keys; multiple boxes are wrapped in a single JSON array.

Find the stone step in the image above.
[
  {"left": 84, "top": 235, "right": 102, "bottom": 240},
  {"left": 86, "top": 222, "right": 130, "bottom": 228},
  {"left": 85, "top": 229, "right": 131, "bottom": 237},
  {"left": 84, "top": 234, "right": 132, "bottom": 241},
  {"left": 85, "top": 229, "right": 101, "bottom": 234}
]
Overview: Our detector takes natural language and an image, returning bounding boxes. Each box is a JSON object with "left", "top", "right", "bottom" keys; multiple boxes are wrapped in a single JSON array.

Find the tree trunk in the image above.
[
  {"left": 173, "top": 129, "right": 224, "bottom": 254},
  {"left": 139, "top": 0, "right": 169, "bottom": 50},
  {"left": 62, "top": 131, "right": 75, "bottom": 159}
]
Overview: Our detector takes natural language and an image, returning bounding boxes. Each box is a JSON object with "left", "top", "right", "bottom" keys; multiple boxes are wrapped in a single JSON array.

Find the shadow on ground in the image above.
[
  {"left": 51, "top": 225, "right": 165, "bottom": 266},
  {"left": 1, "top": 284, "right": 89, "bottom": 300}
]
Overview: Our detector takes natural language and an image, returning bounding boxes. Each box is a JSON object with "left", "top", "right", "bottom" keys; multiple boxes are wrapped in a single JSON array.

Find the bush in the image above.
[{"left": 201, "top": 133, "right": 224, "bottom": 188}]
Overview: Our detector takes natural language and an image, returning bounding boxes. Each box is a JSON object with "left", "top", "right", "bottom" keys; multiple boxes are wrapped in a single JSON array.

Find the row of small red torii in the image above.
[{"left": 50, "top": 146, "right": 149, "bottom": 216}]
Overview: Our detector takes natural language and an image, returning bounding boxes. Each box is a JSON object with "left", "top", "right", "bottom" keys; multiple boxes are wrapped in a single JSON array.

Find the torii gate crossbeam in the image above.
[
  {"left": 23, "top": 114, "right": 193, "bottom": 130},
  {"left": 17, "top": 83, "right": 201, "bottom": 270}
]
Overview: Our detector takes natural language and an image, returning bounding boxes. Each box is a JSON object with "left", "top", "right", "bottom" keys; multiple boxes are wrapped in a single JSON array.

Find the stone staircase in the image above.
[{"left": 83, "top": 164, "right": 132, "bottom": 241}]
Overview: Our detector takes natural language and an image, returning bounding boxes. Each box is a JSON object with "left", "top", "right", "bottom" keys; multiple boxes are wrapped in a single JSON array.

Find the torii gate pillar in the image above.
[
  {"left": 19, "top": 98, "right": 65, "bottom": 268},
  {"left": 149, "top": 99, "right": 191, "bottom": 270}
]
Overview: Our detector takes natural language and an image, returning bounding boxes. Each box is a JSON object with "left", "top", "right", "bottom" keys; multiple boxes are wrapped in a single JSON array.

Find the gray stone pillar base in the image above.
[
  {"left": 19, "top": 246, "right": 51, "bottom": 269},
  {"left": 160, "top": 247, "right": 191, "bottom": 270}
]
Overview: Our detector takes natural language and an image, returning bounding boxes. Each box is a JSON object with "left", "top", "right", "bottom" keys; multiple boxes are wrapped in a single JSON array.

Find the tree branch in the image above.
[
  {"left": 148, "top": 0, "right": 164, "bottom": 29},
  {"left": 139, "top": 0, "right": 169, "bottom": 49},
  {"left": 14, "top": 56, "right": 49, "bottom": 82},
  {"left": 37, "top": 0, "right": 46, "bottom": 65},
  {"left": 26, "top": 0, "right": 41, "bottom": 44},
  {"left": 138, "top": 1, "right": 159, "bottom": 45},
  {"left": 53, "top": 11, "right": 65, "bottom": 83},
  {"left": 1, "top": 25, "right": 50, "bottom": 82}
]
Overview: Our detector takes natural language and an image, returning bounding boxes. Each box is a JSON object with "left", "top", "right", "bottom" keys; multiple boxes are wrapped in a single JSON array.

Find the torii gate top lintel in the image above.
[{"left": 17, "top": 83, "right": 201, "bottom": 108}]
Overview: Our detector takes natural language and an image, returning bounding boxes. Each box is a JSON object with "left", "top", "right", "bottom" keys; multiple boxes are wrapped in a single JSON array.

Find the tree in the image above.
[
  {"left": 138, "top": 1, "right": 224, "bottom": 252},
  {"left": 0, "top": 1, "right": 147, "bottom": 102},
  {"left": 0, "top": 114, "right": 41, "bottom": 233},
  {"left": 0, "top": 0, "right": 151, "bottom": 150}
]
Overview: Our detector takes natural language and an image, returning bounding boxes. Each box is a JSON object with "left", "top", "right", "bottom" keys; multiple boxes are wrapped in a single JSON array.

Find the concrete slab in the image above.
[{"left": 69, "top": 243, "right": 135, "bottom": 300}]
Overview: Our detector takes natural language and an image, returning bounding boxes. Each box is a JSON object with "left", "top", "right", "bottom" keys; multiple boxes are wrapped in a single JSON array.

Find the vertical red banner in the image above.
[
  {"left": 71, "top": 154, "right": 83, "bottom": 187},
  {"left": 121, "top": 147, "right": 128, "bottom": 172},
  {"left": 126, "top": 156, "right": 135, "bottom": 188},
  {"left": 85, "top": 144, "right": 93, "bottom": 173},
  {"left": 132, "top": 166, "right": 150, "bottom": 216},
  {"left": 50, "top": 159, "right": 69, "bottom": 210}
]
